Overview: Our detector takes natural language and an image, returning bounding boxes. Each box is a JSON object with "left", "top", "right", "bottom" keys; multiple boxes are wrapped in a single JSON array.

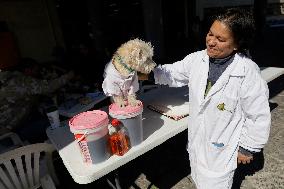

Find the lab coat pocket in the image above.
[{"left": 206, "top": 141, "right": 228, "bottom": 171}]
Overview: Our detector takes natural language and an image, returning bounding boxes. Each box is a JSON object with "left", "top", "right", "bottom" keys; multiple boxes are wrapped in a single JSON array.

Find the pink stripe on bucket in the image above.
[{"left": 69, "top": 110, "right": 109, "bottom": 131}]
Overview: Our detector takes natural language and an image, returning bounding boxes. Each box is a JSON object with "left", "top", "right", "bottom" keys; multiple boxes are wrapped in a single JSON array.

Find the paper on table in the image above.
[
  {"left": 147, "top": 102, "right": 189, "bottom": 121},
  {"left": 147, "top": 86, "right": 189, "bottom": 121}
]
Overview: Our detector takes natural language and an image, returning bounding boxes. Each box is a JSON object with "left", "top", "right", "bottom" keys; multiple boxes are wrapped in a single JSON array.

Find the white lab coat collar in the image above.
[
  {"left": 202, "top": 53, "right": 245, "bottom": 102},
  {"left": 229, "top": 53, "right": 246, "bottom": 77}
]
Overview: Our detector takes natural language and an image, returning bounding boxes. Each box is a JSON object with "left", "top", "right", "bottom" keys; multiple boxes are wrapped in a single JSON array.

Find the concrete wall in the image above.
[
  {"left": 203, "top": 0, "right": 254, "bottom": 8},
  {"left": 0, "top": 0, "right": 63, "bottom": 63},
  {"left": 196, "top": 0, "right": 254, "bottom": 19},
  {"left": 196, "top": 0, "right": 284, "bottom": 20}
]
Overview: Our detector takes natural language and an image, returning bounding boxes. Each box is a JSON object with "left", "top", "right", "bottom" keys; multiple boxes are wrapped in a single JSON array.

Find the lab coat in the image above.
[
  {"left": 102, "top": 62, "right": 139, "bottom": 98},
  {"left": 153, "top": 50, "right": 271, "bottom": 188}
]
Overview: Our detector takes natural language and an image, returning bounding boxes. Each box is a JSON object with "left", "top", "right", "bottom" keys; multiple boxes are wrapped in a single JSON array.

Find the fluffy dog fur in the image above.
[{"left": 103, "top": 38, "right": 156, "bottom": 107}]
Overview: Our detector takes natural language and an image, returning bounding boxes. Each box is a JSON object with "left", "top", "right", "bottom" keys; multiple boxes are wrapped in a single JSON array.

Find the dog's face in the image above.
[{"left": 117, "top": 39, "right": 156, "bottom": 74}]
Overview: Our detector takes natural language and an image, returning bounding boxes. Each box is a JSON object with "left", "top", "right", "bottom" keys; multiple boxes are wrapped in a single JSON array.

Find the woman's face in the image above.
[{"left": 206, "top": 20, "right": 237, "bottom": 58}]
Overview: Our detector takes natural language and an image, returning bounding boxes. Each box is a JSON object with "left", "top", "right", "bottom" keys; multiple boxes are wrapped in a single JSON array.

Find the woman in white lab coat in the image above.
[{"left": 148, "top": 8, "right": 271, "bottom": 188}]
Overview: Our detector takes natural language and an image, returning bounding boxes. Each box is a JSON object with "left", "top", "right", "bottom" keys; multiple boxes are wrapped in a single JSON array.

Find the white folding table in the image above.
[
  {"left": 260, "top": 67, "right": 284, "bottom": 83},
  {"left": 46, "top": 86, "right": 189, "bottom": 184}
]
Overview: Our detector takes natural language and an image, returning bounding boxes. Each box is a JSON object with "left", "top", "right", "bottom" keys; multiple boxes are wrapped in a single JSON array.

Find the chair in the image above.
[
  {"left": 0, "top": 132, "right": 25, "bottom": 154},
  {"left": 0, "top": 143, "right": 59, "bottom": 189}
]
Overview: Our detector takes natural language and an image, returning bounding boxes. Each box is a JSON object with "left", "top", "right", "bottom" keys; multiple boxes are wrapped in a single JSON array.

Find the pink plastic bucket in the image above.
[
  {"left": 109, "top": 101, "right": 143, "bottom": 146},
  {"left": 69, "top": 110, "right": 110, "bottom": 164}
]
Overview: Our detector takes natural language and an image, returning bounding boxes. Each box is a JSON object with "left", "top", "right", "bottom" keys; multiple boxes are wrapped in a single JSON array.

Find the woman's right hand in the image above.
[{"left": 237, "top": 152, "right": 253, "bottom": 164}]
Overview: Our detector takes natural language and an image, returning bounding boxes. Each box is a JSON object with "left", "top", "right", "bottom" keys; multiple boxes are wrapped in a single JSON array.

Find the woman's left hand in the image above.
[{"left": 237, "top": 152, "right": 253, "bottom": 164}]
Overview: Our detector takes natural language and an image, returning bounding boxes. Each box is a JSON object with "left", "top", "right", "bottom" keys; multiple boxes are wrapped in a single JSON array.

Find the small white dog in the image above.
[{"left": 102, "top": 38, "right": 156, "bottom": 107}]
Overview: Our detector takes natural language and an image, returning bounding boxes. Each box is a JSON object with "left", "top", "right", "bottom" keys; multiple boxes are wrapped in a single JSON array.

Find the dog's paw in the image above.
[
  {"left": 117, "top": 100, "right": 127, "bottom": 108},
  {"left": 128, "top": 99, "right": 140, "bottom": 106},
  {"left": 113, "top": 96, "right": 127, "bottom": 108}
]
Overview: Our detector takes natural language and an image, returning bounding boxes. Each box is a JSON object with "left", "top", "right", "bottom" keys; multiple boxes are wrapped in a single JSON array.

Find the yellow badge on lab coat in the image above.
[{"left": 217, "top": 103, "right": 225, "bottom": 111}]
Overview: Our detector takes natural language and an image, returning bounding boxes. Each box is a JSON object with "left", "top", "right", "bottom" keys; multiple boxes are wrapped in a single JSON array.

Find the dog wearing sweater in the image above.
[{"left": 102, "top": 38, "right": 156, "bottom": 107}]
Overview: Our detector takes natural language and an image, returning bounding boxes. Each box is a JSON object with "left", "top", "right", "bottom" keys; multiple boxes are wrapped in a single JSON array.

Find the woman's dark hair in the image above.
[{"left": 213, "top": 8, "right": 256, "bottom": 56}]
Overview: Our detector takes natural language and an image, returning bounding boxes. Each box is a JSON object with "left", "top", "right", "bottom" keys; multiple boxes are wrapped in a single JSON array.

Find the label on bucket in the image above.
[{"left": 75, "top": 134, "right": 92, "bottom": 164}]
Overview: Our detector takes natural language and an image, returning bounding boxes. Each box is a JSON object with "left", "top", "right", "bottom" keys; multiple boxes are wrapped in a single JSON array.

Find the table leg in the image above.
[{"left": 106, "top": 171, "right": 121, "bottom": 189}]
